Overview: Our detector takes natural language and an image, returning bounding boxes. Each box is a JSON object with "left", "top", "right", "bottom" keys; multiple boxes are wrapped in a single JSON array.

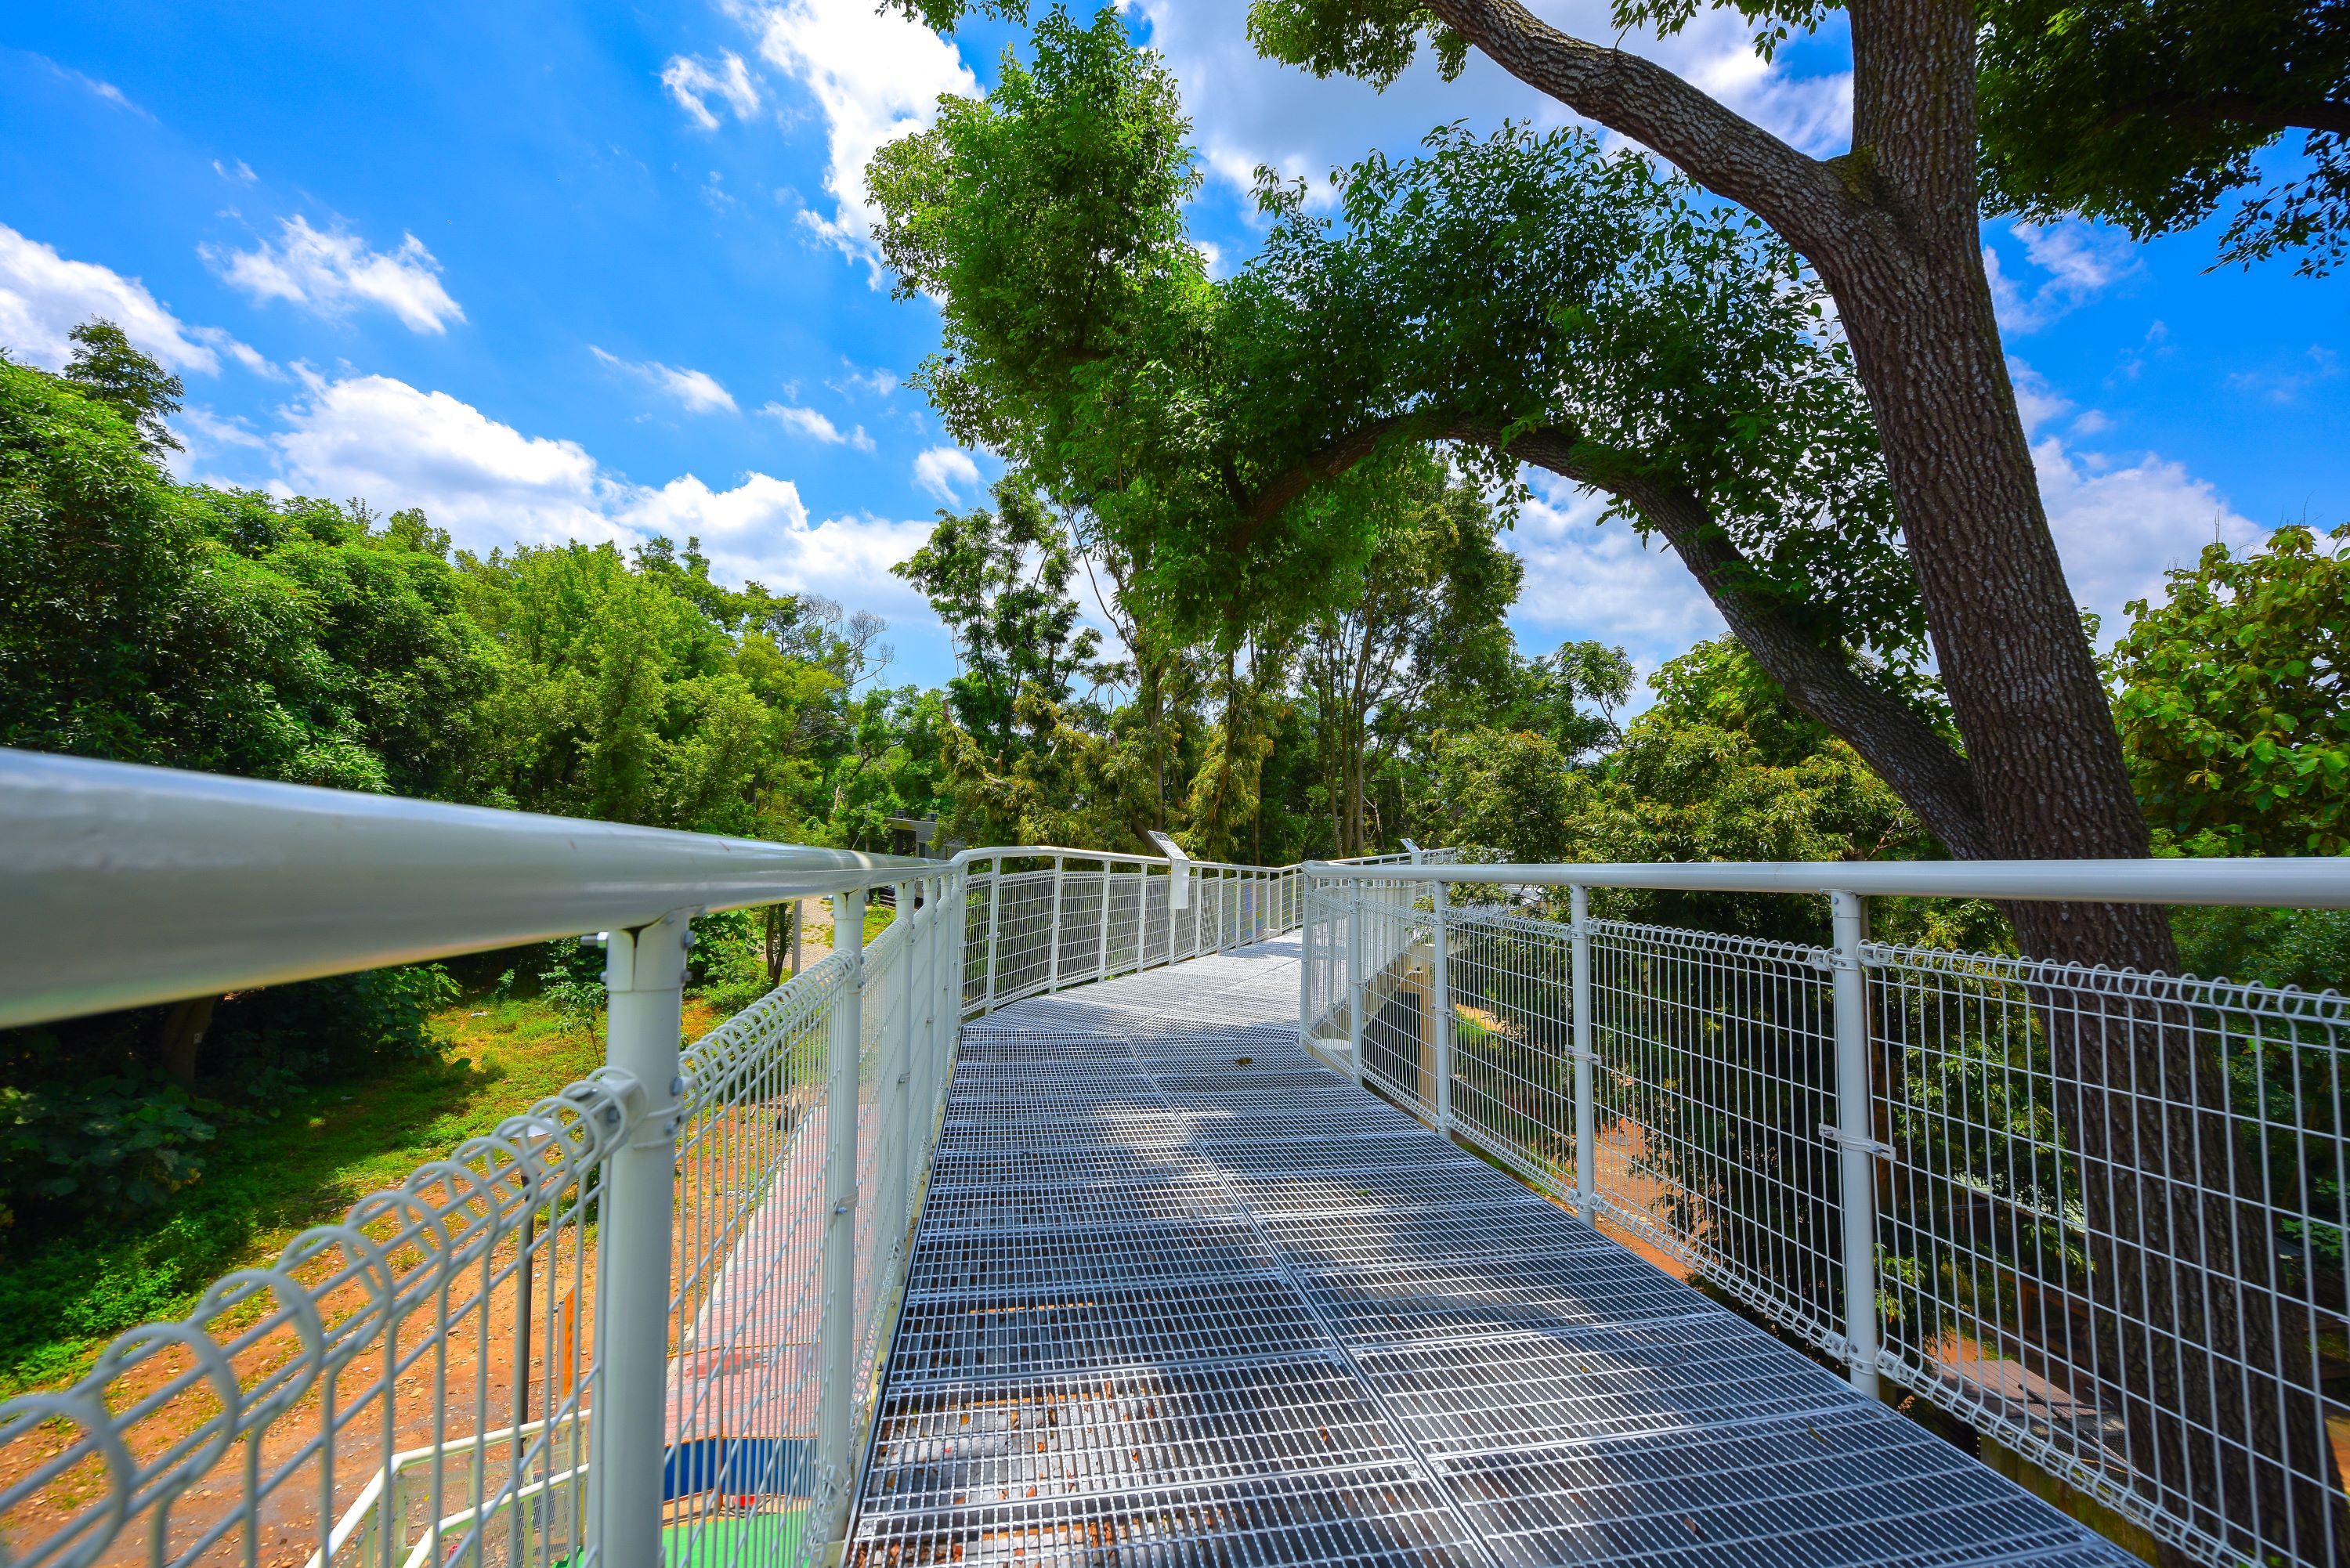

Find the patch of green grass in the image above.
[{"left": 0, "top": 992, "right": 603, "bottom": 1395}]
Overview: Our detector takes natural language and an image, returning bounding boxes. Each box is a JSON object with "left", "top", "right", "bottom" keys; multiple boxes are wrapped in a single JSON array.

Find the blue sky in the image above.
[{"left": 4, "top": 2, "right": 2344, "bottom": 695}]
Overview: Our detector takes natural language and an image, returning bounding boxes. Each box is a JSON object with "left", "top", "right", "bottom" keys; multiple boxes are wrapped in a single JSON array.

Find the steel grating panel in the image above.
[
  {"left": 920, "top": 1180, "right": 1242, "bottom": 1232},
  {"left": 1300, "top": 1254, "right": 1725, "bottom": 1344},
  {"left": 1439, "top": 1407, "right": 2106, "bottom": 1567},
  {"left": 906, "top": 1220, "right": 1279, "bottom": 1295},
  {"left": 1260, "top": 1205, "right": 1621, "bottom": 1270},
  {"left": 850, "top": 1467, "right": 1486, "bottom": 1568},
  {"left": 1230, "top": 1164, "right": 1543, "bottom": 1214},
  {"left": 848, "top": 933, "right": 2135, "bottom": 1568},
  {"left": 1352, "top": 1320, "right": 1865, "bottom": 1454},
  {"left": 859, "top": 1356, "right": 1417, "bottom": 1513},
  {"left": 888, "top": 1278, "right": 1331, "bottom": 1383}
]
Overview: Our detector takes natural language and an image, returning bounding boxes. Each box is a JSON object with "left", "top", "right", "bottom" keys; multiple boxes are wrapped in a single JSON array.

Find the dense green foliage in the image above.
[
  {"left": 0, "top": 340, "right": 945, "bottom": 1248},
  {"left": 1979, "top": 0, "right": 2350, "bottom": 276},
  {"left": 2110, "top": 524, "right": 2350, "bottom": 858},
  {"left": 872, "top": 13, "right": 1917, "bottom": 671}
]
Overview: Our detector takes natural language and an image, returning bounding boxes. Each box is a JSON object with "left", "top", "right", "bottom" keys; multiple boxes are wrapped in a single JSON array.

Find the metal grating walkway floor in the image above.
[{"left": 847, "top": 936, "right": 2135, "bottom": 1567}]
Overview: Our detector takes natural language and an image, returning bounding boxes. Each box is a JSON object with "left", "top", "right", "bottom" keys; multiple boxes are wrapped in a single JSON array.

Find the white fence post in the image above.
[
  {"left": 1570, "top": 885, "right": 1597, "bottom": 1220},
  {"left": 594, "top": 910, "right": 689, "bottom": 1568},
  {"left": 1347, "top": 878, "right": 1366, "bottom": 1081},
  {"left": 1130, "top": 863, "right": 1146, "bottom": 974},
  {"left": 1096, "top": 858, "right": 1112, "bottom": 981},
  {"left": 1046, "top": 855, "right": 1065, "bottom": 993},
  {"left": 1298, "top": 876, "right": 1315, "bottom": 1050},
  {"left": 894, "top": 880, "right": 920, "bottom": 1270},
  {"left": 815, "top": 885, "right": 867, "bottom": 1541},
  {"left": 1829, "top": 888, "right": 1882, "bottom": 1398},
  {"left": 982, "top": 857, "right": 1003, "bottom": 1013},
  {"left": 1432, "top": 877, "right": 1452, "bottom": 1134}
]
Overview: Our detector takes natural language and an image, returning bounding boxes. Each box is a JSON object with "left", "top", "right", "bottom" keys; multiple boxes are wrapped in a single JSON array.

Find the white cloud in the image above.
[
  {"left": 0, "top": 222, "right": 266, "bottom": 375},
  {"left": 734, "top": 0, "right": 977, "bottom": 259},
  {"left": 33, "top": 56, "right": 155, "bottom": 120},
  {"left": 1986, "top": 220, "right": 2138, "bottom": 335},
  {"left": 2225, "top": 345, "right": 2342, "bottom": 405},
  {"left": 828, "top": 361, "right": 898, "bottom": 398},
  {"left": 1505, "top": 471, "right": 1726, "bottom": 665},
  {"left": 2035, "top": 435, "right": 2259, "bottom": 638},
  {"left": 762, "top": 399, "right": 874, "bottom": 450},
  {"left": 590, "top": 345, "right": 738, "bottom": 413},
  {"left": 912, "top": 445, "right": 981, "bottom": 503},
  {"left": 661, "top": 50, "right": 761, "bottom": 131},
  {"left": 214, "top": 158, "right": 257, "bottom": 184},
  {"left": 269, "top": 370, "right": 935, "bottom": 614},
  {"left": 204, "top": 215, "right": 465, "bottom": 334}
]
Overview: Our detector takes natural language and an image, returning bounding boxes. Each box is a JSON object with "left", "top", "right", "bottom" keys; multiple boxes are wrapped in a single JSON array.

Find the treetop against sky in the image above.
[{"left": 1, "top": 0, "right": 2342, "bottom": 693}]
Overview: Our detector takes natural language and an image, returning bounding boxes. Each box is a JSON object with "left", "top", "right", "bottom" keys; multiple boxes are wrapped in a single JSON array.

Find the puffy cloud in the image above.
[
  {"left": 734, "top": 0, "right": 976, "bottom": 258},
  {"left": 912, "top": 445, "right": 980, "bottom": 502},
  {"left": 661, "top": 50, "right": 761, "bottom": 131},
  {"left": 275, "top": 373, "right": 619, "bottom": 546},
  {"left": 269, "top": 370, "right": 936, "bottom": 614},
  {"left": 762, "top": 400, "right": 874, "bottom": 450},
  {"left": 204, "top": 215, "right": 465, "bottom": 334},
  {"left": 1505, "top": 473, "right": 1726, "bottom": 667},
  {"left": 0, "top": 222, "right": 266, "bottom": 375},
  {"left": 1985, "top": 220, "right": 2138, "bottom": 334},
  {"left": 590, "top": 345, "right": 738, "bottom": 413},
  {"left": 2035, "top": 436, "right": 2258, "bottom": 638}
]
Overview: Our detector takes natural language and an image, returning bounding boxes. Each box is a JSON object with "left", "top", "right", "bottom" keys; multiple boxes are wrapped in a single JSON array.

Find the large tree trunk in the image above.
[
  {"left": 1425, "top": 0, "right": 2167, "bottom": 971},
  {"left": 1417, "top": 2, "right": 2344, "bottom": 1555}
]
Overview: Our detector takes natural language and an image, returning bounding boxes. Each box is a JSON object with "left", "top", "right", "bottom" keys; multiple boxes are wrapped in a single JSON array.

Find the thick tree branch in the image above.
[
  {"left": 1231, "top": 413, "right": 1994, "bottom": 857},
  {"left": 1423, "top": 0, "right": 1862, "bottom": 257},
  {"left": 1231, "top": 414, "right": 1416, "bottom": 554},
  {"left": 1494, "top": 425, "right": 1994, "bottom": 858}
]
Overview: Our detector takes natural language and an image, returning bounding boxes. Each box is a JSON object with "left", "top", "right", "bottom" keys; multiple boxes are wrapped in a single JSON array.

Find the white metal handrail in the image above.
[
  {"left": 1307, "top": 858, "right": 2350, "bottom": 1568},
  {"left": 0, "top": 750, "right": 1318, "bottom": 1568}
]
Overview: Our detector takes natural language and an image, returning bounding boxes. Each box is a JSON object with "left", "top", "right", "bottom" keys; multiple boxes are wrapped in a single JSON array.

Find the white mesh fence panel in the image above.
[{"left": 1304, "top": 869, "right": 2350, "bottom": 1568}]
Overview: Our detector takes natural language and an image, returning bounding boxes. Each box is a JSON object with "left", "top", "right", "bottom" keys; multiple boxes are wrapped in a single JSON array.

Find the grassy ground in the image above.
[{"left": 0, "top": 979, "right": 739, "bottom": 1396}]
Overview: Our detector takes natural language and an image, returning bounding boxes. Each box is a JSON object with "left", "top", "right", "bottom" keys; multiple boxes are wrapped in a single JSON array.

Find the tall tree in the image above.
[
  {"left": 1296, "top": 454, "right": 1521, "bottom": 856},
  {"left": 892, "top": 0, "right": 2169, "bottom": 977},
  {"left": 872, "top": 15, "right": 1943, "bottom": 858},
  {"left": 893, "top": 475, "right": 1102, "bottom": 765},
  {"left": 61, "top": 320, "right": 184, "bottom": 457}
]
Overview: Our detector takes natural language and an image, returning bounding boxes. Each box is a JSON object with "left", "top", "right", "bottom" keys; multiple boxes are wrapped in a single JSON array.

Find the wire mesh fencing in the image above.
[
  {"left": 1, "top": 843, "right": 1303, "bottom": 1568},
  {"left": 0, "top": 1066, "right": 638, "bottom": 1568},
  {"left": 958, "top": 854, "right": 1305, "bottom": 1016},
  {"left": 1305, "top": 869, "right": 2350, "bottom": 1568}
]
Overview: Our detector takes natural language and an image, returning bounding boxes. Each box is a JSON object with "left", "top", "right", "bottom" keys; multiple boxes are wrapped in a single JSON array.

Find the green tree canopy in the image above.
[
  {"left": 893, "top": 475, "right": 1102, "bottom": 767},
  {"left": 61, "top": 319, "right": 185, "bottom": 456},
  {"left": 1980, "top": 0, "right": 2350, "bottom": 275},
  {"left": 1, "top": 350, "right": 496, "bottom": 795},
  {"left": 2109, "top": 523, "right": 2350, "bottom": 856},
  {"left": 868, "top": 11, "right": 2005, "bottom": 866}
]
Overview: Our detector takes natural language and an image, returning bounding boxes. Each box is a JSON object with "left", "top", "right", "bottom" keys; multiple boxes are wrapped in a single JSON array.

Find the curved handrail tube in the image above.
[
  {"left": 0, "top": 748, "right": 930, "bottom": 1028},
  {"left": 1307, "top": 854, "right": 2350, "bottom": 907}
]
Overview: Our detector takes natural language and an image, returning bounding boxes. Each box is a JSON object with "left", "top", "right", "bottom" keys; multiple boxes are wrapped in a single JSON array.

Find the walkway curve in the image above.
[{"left": 847, "top": 936, "right": 2133, "bottom": 1566}]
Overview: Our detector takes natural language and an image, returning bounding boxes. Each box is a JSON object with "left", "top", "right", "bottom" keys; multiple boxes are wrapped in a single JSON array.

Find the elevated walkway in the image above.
[{"left": 847, "top": 936, "right": 2133, "bottom": 1566}]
